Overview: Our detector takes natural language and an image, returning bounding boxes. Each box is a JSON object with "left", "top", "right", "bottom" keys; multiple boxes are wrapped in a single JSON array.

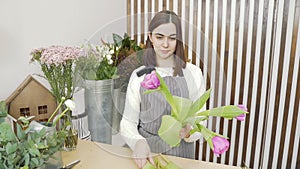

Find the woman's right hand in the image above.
[{"left": 132, "top": 139, "right": 154, "bottom": 168}]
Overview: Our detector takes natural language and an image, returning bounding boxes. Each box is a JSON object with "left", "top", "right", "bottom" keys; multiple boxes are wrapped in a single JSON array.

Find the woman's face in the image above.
[{"left": 149, "top": 23, "right": 177, "bottom": 62}]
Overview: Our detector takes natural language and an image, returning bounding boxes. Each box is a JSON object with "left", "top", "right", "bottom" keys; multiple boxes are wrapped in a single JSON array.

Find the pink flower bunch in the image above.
[{"left": 32, "top": 45, "right": 83, "bottom": 66}]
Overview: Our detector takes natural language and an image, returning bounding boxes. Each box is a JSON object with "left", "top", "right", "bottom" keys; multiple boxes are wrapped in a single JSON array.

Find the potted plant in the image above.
[
  {"left": 30, "top": 45, "right": 83, "bottom": 150},
  {"left": 0, "top": 100, "right": 69, "bottom": 169},
  {"left": 74, "top": 33, "right": 143, "bottom": 143}
]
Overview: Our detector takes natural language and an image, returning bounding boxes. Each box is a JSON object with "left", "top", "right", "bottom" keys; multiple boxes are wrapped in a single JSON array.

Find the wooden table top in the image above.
[{"left": 62, "top": 139, "right": 240, "bottom": 169}]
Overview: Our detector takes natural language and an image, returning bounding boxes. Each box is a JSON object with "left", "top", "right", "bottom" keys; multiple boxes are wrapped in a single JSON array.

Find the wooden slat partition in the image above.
[{"left": 127, "top": 0, "right": 300, "bottom": 168}]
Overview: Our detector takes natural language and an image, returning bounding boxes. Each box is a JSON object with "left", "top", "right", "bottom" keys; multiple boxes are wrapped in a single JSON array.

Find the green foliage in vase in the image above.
[
  {"left": 75, "top": 33, "right": 143, "bottom": 84},
  {"left": 0, "top": 101, "right": 67, "bottom": 169}
]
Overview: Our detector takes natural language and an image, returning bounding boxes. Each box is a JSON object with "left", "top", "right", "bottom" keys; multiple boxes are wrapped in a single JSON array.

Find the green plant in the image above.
[
  {"left": 75, "top": 33, "right": 143, "bottom": 82},
  {"left": 0, "top": 101, "right": 67, "bottom": 169}
]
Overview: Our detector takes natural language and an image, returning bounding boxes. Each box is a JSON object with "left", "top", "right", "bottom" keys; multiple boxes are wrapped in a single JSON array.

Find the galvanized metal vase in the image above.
[{"left": 84, "top": 79, "right": 113, "bottom": 144}]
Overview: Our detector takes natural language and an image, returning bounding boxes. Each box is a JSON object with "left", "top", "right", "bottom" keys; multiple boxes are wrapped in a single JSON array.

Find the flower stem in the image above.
[
  {"left": 48, "top": 98, "right": 65, "bottom": 123},
  {"left": 53, "top": 108, "right": 70, "bottom": 126}
]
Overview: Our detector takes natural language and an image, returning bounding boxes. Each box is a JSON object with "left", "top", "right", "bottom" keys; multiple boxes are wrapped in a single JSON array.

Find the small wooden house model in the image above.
[{"left": 6, "top": 75, "right": 57, "bottom": 122}]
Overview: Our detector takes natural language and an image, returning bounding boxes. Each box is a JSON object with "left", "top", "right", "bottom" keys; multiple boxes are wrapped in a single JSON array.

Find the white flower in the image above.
[
  {"left": 106, "top": 54, "right": 112, "bottom": 60},
  {"left": 64, "top": 99, "right": 76, "bottom": 111},
  {"left": 108, "top": 59, "right": 113, "bottom": 65}
]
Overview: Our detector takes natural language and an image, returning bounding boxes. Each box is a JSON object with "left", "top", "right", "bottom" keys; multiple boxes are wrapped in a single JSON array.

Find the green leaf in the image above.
[
  {"left": 188, "top": 89, "right": 211, "bottom": 116},
  {"left": 0, "top": 123, "right": 16, "bottom": 142},
  {"left": 23, "top": 153, "right": 30, "bottom": 167},
  {"left": 6, "top": 143, "right": 17, "bottom": 154},
  {"left": 142, "top": 161, "right": 156, "bottom": 169},
  {"left": 17, "top": 124, "right": 26, "bottom": 140},
  {"left": 197, "top": 105, "right": 247, "bottom": 119},
  {"left": 113, "top": 33, "right": 123, "bottom": 46},
  {"left": 0, "top": 101, "right": 7, "bottom": 118},
  {"left": 143, "top": 88, "right": 161, "bottom": 94},
  {"left": 158, "top": 115, "right": 182, "bottom": 147},
  {"left": 173, "top": 96, "right": 192, "bottom": 122},
  {"left": 31, "top": 158, "right": 39, "bottom": 166}
]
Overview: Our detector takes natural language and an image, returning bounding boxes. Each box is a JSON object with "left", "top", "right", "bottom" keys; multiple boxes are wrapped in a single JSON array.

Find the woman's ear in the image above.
[{"left": 148, "top": 33, "right": 153, "bottom": 43}]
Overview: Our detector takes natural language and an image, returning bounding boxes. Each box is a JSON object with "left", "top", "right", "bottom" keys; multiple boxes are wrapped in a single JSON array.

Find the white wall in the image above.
[{"left": 0, "top": 0, "right": 127, "bottom": 100}]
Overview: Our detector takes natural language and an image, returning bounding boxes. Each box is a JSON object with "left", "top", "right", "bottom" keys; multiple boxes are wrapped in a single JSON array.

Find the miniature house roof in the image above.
[
  {"left": 5, "top": 75, "right": 54, "bottom": 104},
  {"left": 5, "top": 74, "right": 58, "bottom": 122}
]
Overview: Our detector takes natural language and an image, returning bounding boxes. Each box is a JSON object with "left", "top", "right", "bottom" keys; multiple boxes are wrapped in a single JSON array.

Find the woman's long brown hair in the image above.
[{"left": 143, "top": 10, "right": 186, "bottom": 76}]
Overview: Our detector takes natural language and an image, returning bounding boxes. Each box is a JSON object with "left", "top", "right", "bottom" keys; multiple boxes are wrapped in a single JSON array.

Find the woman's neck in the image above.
[{"left": 156, "top": 55, "right": 174, "bottom": 68}]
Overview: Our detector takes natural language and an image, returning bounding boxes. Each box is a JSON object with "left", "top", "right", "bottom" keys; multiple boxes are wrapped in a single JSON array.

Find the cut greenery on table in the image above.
[{"left": 143, "top": 154, "right": 181, "bottom": 169}]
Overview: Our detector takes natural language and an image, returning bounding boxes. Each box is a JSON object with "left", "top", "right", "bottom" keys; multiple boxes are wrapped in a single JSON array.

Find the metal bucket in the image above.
[
  {"left": 84, "top": 79, "right": 113, "bottom": 144},
  {"left": 112, "top": 88, "right": 126, "bottom": 134}
]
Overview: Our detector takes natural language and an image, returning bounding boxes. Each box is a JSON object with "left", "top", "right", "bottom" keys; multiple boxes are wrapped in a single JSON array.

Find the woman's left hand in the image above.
[{"left": 179, "top": 124, "right": 192, "bottom": 138}]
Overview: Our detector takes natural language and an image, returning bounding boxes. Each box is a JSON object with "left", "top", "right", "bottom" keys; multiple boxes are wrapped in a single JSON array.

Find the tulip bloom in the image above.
[
  {"left": 141, "top": 71, "right": 161, "bottom": 89},
  {"left": 235, "top": 113, "right": 246, "bottom": 121},
  {"left": 237, "top": 104, "right": 248, "bottom": 112},
  {"left": 235, "top": 104, "right": 248, "bottom": 121},
  {"left": 212, "top": 136, "right": 230, "bottom": 157}
]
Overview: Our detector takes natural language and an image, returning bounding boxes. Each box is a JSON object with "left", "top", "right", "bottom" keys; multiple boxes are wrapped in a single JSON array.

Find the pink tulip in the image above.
[
  {"left": 237, "top": 104, "right": 248, "bottom": 112},
  {"left": 212, "top": 136, "right": 230, "bottom": 157},
  {"left": 235, "top": 104, "right": 248, "bottom": 121},
  {"left": 141, "top": 71, "right": 161, "bottom": 89},
  {"left": 235, "top": 113, "right": 246, "bottom": 121}
]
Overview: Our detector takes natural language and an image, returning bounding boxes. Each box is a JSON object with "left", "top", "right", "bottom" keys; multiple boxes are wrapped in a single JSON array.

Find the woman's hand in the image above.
[
  {"left": 179, "top": 124, "right": 192, "bottom": 138},
  {"left": 132, "top": 139, "right": 154, "bottom": 168}
]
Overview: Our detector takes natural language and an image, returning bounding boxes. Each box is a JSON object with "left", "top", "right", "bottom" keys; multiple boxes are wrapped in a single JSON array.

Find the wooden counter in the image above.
[{"left": 62, "top": 140, "right": 240, "bottom": 169}]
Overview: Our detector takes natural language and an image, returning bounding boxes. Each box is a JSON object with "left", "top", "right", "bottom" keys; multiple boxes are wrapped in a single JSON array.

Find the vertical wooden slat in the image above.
[
  {"left": 127, "top": 0, "right": 131, "bottom": 35},
  {"left": 253, "top": 0, "right": 275, "bottom": 167},
  {"left": 288, "top": 15, "right": 300, "bottom": 169},
  {"left": 232, "top": 0, "right": 246, "bottom": 166},
  {"left": 210, "top": 0, "right": 219, "bottom": 162},
  {"left": 215, "top": 0, "right": 227, "bottom": 163},
  {"left": 169, "top": 0, "right": 173, "bottom": 11},
  {"left": 148, "top": 0, "right": 152, "bottom": 25},
  {"left": 291, "top": 99, "right": 300, "bottom": 168},
  {"left": 195, "top": 0, "right": 202, "bottom": 68},
  {"left": 155, "top": 0, "right": 159, "bottom": 12},
  {"left": 203, "top": 0, "right": 211, "bottom": 161},
  {"left": 244, "top": 0, "right": 264, "bottom": 167},
  {"left": 177, "top": 0, "right": 182, "bottom": 18},
  {"left": 191, "top": 0, "right": 198, "bottom": 65},
  {"left": 137, "top": 0, "right": 141, "bottom": 44},
  {"left": 195, "top": 0, "right": 203, "bottom": 160},
  {"left": 262, "top": 0, "right": 285, "bottom": 167},
  {"left": 276, "top": 0, "right": 297, "bottom": 168},
  {"left": 222, "top": 0, "right": 237, "bottom": 164},
  {"left": 243, "top": 0, "right": 255, "bottom": 165},
  {"left": 134, "top": 0, "right": 138, "bottom": 41},
  {"left": 184, "top": 0, "right": 189, "bottom": 63},
  {"left": 187, "top": 0, "right": 194, "bottom": 62},
  {"left": 158, "top": 0, "right": 163, "bottom": 11},
  {"left": 144, "top": 0, "right": 149, "bottom": 44},
  {"left": 163, "top": 0, "right": 167, "bottom": 10},
  {"left": 141, "top": 0, "right": 145, "bottom": 44}
]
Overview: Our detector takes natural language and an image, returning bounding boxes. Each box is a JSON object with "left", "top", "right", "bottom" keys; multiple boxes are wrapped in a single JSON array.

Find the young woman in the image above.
[{"left": 120, "top": 10, "right": 206, "bottom": 168}]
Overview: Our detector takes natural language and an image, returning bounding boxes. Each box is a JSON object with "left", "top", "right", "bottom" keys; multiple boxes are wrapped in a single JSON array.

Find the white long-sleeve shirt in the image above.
[{"left": 120, "top": 62, "right": 206, "bottom": 150}]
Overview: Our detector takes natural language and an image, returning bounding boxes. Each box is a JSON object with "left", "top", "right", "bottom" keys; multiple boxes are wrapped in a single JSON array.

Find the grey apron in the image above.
[{"left": 139, "top": 75, "right": 195, "bottom": 159}]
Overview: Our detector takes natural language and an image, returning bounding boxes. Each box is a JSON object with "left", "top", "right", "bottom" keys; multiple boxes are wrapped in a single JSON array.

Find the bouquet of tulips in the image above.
[{"left": 141, "top": 71, "right": 248, "bottom": 157}]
